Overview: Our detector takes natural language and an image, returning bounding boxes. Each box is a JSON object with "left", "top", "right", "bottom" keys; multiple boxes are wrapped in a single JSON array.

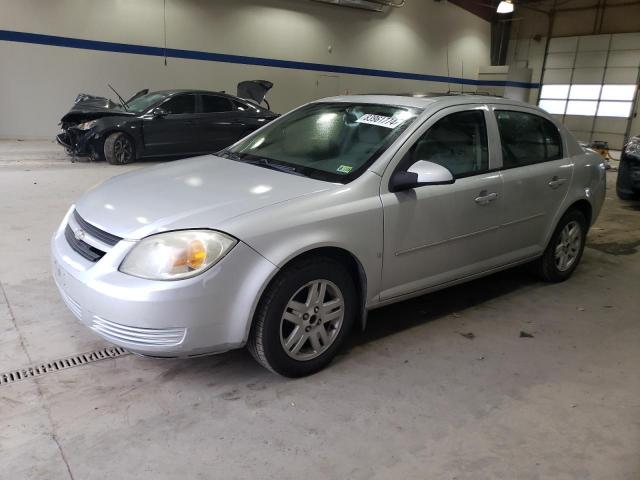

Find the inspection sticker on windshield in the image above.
[
  {"left": 356, "top": 113, "right": 401, "bottom": 129},
  {"left": 337, "top": 165, "right": 353, "bottom": 174}
]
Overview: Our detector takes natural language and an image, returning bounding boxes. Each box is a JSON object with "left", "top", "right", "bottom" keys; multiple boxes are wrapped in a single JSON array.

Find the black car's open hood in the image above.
[
  {"left": 61, "top": 90, "right": 147, "bottom": 125},
  {"left": 60, "top": 104, "right": 135, "bottom": 124}
]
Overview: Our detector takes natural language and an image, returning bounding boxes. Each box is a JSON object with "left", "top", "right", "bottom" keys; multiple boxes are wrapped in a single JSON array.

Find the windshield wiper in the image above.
[
  {"left": 243, "top": 157, "right": 305, "bottom": 176},
  {"left": 218, "top": 150, "right": 242, "bottom": 161},
  {"left": 219, "top": 152, "right": 305, "bottom": 177}
]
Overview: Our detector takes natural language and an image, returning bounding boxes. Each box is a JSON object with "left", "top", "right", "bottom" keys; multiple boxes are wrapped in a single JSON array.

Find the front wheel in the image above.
[
  {"left": 248, "top": 257, "right": 356, "bottom": 377},
  {"left": 104, "top": 132, "right": 136, "bottom": 165},
  {"left": 533, "top": 209, "right": 587, "bottom": 282}
]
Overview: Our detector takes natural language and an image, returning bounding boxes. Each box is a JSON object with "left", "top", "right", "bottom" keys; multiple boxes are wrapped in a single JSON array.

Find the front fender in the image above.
[{"left": 93, "top": 117, "right": 144, "bottom": 157}]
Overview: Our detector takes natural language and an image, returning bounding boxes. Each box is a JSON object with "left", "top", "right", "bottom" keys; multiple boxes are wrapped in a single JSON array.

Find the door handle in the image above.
[
  {"left": 548, "top": 176, "right": 567, "bottom": 189},
  {"left": 474, "top": 191, "right": 498, "bottom": 205}
]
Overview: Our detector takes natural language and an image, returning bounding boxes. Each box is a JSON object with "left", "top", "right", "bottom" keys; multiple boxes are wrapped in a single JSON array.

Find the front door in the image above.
[
  {"left": 142, "top": 93, "right": 199, "bottom": 156},
  {"left": 380, "top": 106, "right": 503, "bottom": 300}
]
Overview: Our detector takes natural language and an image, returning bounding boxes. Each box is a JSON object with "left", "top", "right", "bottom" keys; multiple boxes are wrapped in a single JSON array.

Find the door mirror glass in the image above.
[
  {"left": 152, "top": 107, "right": 168, "bottom": 118},
  {"left": 389, "top": 160, "right": 454, "bottom": 192}
]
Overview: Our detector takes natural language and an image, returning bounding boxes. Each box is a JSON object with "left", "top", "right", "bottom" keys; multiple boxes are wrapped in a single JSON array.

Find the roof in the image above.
[
  {"left": 150, "top": 89, "right": 227, "bottom": 95},
  {"left": 317, "top": 94, "right": 536, "bottom": 111}
]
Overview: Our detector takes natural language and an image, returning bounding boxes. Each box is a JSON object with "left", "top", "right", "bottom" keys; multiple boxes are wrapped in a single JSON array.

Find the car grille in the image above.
[
  {"left": 73, "top": 210, "right": 122, "bottom": 246},
  {"left": 65, "top": 210, "right": 123, "bottom": 262},
  {"left": 91, "top": 316, "right": 186, "bottom": 346},
  {"left": 65, "top": 224, "right": 107, "bottom": 262}
]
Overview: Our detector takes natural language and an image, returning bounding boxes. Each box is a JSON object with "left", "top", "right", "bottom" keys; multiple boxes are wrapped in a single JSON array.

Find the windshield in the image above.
[
  {"left": 127, "top": 93, "right": 168, "bottom": 113},
  {"left": 222, "top": 103, "right": 422, "bottom": 183}
]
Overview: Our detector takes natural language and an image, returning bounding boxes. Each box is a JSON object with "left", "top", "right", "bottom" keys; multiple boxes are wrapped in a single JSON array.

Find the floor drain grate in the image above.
[{"left": 0, "top": 346, "right": 129, "bottom": 386}]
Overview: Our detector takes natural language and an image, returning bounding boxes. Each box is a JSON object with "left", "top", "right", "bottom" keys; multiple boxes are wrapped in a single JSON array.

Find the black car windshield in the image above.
[
  {"left": 127, "top": 93, "right": 168, "bottom": 113},
  {"left": 222, "top": 103, "right": 422, "bottom": 183}
]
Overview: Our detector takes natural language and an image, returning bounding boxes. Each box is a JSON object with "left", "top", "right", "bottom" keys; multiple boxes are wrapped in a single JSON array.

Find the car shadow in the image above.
[
  {"left": 346, "top": 266, "right": 536, "bottom": 349},
  {"left": 128, "top": 266, "right": 539, "bottom": 383}
]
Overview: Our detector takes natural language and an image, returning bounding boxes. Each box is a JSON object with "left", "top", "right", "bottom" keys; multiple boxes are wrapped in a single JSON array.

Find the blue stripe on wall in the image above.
[{"left": 0, "top": 29, "right": 540, "bottom": 89}]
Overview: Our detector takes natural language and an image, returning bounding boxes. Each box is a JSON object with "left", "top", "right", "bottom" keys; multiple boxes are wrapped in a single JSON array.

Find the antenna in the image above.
[
  {"left": 445, "top": 0, "right": 451, "bottom": 93},
  {"left": 163, "top": 0, "right": 167, "bottom": 66}
]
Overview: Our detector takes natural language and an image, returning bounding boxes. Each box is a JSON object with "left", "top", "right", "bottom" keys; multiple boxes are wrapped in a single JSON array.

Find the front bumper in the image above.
[
  {"left": 51, "top": 208, "right": 278, "bottom": 357},
  {"left": 56, "top": 129, "right": 97, "bottom": 157}
]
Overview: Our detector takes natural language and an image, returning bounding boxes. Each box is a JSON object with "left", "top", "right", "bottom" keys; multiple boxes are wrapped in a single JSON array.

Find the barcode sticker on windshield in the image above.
[{"left": 356, "top": 114, "right": 401, "bottom": 129}]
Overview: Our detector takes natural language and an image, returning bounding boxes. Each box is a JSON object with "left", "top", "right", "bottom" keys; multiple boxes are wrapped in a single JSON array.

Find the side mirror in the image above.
[
  {"left": 389, "top": 160, "right": 454, "bottom": 193},
  {"left": 151, "top": 107, "right": 168, "bottom": 118}
]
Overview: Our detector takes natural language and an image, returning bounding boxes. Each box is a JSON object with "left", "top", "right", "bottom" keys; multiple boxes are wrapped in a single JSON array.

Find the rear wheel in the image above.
[
  {"left": 248, "top": 257, "right": 356, "bottom": 377},
  {"left": 104, "top": 132, "right": 135, "bottom": 165},
  {"left": 533, "top": 209, "right": 587, "bottom": 282}
]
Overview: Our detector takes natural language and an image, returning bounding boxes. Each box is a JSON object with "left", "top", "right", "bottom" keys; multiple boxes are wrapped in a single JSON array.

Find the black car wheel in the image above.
[
  {"left": 533, "top": 209, "right": 587, "bottom": 283},
  {"left": 104, "top": 132, "right": 135, "bottom": 165},
  {"left": 248, "top": 256, "right": 356, "bottom": 377}
]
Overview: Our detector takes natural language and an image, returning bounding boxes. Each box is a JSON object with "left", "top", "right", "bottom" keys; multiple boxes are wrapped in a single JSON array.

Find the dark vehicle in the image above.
[
  {"left": 57, "top": 82, "right": 278, "bottom": 164},
  {"left": 617, "top": 135, "right": 640, "bottom": 200}
]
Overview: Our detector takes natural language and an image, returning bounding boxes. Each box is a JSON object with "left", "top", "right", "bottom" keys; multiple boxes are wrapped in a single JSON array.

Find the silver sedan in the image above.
[{"left": 51, "top": 95, "right": 606, "bottom": 376}]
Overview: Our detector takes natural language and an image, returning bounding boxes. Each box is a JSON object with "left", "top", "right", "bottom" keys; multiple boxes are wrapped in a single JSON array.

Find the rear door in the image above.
[
  {"left": 197, "top": 94, "right": 247, "bottom": 151},
  {"left": 142, "top": 93, "right": 199, "bottom": 155},
  {"left": 490, "top": 107, "right": 573, "bottom": 263}
]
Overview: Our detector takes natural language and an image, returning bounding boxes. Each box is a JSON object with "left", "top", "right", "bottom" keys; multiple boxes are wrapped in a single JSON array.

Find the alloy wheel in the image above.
[
  {"left": 114, "top": 137, "right": 133, "bottom": 163},
  {"left": 279, "top": 279, "right": 345, "bottom": 361},
  {"left": 554, "top": 220, "right": 582, "bottom": 272}
]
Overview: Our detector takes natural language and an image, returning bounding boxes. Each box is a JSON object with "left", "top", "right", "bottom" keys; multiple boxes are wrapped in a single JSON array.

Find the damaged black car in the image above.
[{"left": 57, "top": 81, "right": 278, "bottom": 164}]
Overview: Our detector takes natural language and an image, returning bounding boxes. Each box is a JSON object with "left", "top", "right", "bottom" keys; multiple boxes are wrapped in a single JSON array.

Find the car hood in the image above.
[
  {"left": 75, "top": 155, "right": 334, "bottom": 239},
  {"left": 61, "top": 105, "right": 135, "bottom": 124}
]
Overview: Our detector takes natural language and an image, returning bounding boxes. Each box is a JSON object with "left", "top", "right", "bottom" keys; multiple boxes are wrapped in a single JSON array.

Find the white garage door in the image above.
[{"left": 537, "top": 33, "right": 640, "bottom": 150}]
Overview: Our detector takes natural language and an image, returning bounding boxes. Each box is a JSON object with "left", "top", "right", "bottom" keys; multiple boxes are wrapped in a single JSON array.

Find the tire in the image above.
[
  {"left": 533, "top": 209, "right": 587, "bottom": 283},
  {"left": 248, "top": 257, "right": 357, "bottom": 377},
  {"left": 104, "top": 132, "right": 136, "bottom": 165}
]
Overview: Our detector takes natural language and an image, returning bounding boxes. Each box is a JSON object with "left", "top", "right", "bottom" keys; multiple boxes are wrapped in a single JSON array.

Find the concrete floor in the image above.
[{"left": 1, "top": 140, "right": 639, "bottom": 480}]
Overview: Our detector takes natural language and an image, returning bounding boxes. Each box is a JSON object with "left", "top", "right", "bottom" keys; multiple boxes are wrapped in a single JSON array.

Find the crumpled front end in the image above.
[{"left": 56, "top": 127, "right": 102, "bottom": 158}]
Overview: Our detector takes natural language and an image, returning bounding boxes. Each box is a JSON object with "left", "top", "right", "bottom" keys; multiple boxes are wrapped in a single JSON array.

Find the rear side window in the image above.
[
  {"left": 202, "top": 95, "right": 233, "bottom": 113},
  {"left": 403, "top": 110, "right": 489, "bottom": 178},
  {"left": 495, "top": 110, "right": 563, "bottom": 168},
  {"left": 161, "top": 94, "right": 196, "bottom": 114}
]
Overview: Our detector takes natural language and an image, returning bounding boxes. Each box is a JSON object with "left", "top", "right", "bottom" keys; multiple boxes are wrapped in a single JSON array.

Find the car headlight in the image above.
[
  {"left": 76, "top": 120, "right": 97, "bottom": 130},
  {"left": 119, "top": 230, "right": 237, "bottom": 280}
]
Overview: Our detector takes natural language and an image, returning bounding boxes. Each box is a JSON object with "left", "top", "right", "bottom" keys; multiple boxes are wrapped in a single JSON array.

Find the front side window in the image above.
[
  {"left": 161, "top": 94, "right": 196, "bottom": 115},
  {"left": 202, "top": 95, "right": 233, "bottom": 113},
  {"left": 222, "top": 103, "right": 421, "bottom": 183},
  {"left": 495, "top": 110, "right": 563, "bottom": 168},
  {"left": 401, "top": 110, "right": 488, "bottom": 178}
]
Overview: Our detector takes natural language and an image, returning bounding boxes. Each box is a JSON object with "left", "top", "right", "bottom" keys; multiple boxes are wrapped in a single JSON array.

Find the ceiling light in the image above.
[{"left": 497, "top": 0, "right": 514, "bottom": 14}]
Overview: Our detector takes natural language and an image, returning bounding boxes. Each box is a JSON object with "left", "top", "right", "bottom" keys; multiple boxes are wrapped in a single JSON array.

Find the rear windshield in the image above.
[{"left": 222, "top": 103, "right": 422, "bottom": 183}]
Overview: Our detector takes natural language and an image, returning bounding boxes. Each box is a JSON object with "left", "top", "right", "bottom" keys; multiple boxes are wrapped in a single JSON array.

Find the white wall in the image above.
[{"left": 0, "top": 0, "right": 491, "bottom": 139}]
